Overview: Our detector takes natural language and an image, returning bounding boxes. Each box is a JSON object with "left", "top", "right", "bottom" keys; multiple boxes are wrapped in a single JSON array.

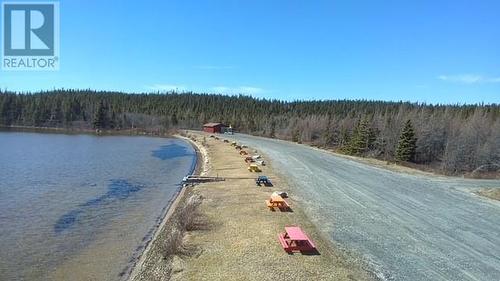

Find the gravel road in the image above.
[{"left": 227, "top": 133, "right": 500, "bottom": 281}]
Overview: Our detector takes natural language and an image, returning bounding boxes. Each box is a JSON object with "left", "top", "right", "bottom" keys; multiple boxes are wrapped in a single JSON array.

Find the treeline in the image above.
[{"left": 1, "top": 90, "right": 499, "bottom": 175}]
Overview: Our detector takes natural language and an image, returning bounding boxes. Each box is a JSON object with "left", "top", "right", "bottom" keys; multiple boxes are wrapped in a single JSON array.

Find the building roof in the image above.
[{"left": 203, "top": 122, "right": 226, "bottom": 127}]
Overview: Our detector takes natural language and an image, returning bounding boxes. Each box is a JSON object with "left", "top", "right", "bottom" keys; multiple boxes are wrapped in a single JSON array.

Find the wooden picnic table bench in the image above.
[
  {"left": 256, "top": 176, "right": 272, "bottom": 186},
  {"left": 244, "top": 156, "right": 255, "bottom": 163},
  {"left": 248, "top": 164, "right": 261, "bottom": 172},
  {"left": 278, "top": 226, "right": 316, "bottom": 253},
  {"left": 265, "top": 194, "right": 290, "bottom": 211}
]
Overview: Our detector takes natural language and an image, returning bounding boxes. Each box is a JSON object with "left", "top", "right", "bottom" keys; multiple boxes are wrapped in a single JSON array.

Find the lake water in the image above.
[{"left": 0, "top": 131, "right": 196, "bottom": 280}]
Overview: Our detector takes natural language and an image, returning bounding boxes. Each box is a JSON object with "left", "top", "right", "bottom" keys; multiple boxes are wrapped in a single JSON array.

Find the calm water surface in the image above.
[{"left": 0, "top": 132, "right": 196, "bottom": 280}]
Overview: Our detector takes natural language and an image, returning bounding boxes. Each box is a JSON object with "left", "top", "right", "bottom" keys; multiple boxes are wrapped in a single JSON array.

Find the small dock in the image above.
[{"left": 182, "top": 175, "right": 225, "bottom": 184}]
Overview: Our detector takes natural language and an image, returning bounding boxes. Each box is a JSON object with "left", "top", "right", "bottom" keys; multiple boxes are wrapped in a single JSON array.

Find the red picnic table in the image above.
[{"left": 278, "top": 226, "right": 317, "bottom": 253}]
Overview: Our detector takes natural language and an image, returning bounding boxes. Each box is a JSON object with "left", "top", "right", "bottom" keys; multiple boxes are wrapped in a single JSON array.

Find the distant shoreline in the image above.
[
  {"left": 0, "top": 125, "right": 176, "bottom": 138},
  {"left": 3, "top": 125, "right": 496, "bottom": 181},
  {"left": 2, "top": 125, "right": 498, "bottom": 179}
]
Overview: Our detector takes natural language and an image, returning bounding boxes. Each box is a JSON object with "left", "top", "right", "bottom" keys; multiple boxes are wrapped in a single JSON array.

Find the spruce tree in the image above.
[
  {"left": 292, "top": 128, "right": 301, "bottom": 143},
  {"left": 92, "top": 101, "right": 106, "bottom": 129},
  {"left": 339, "top": 127, "right": 350, "bottom": 149},
  {"left": 322, "top": 117, "right": 335, "bottom": 147},
  {"left": 396, "top": 119, "right": 417, "bottom": 162},
  {"left": 347, "top": 118, "right": 373, "bottom": 155},
  {"left": 171, "top": 113, "right": 178, "bottom": 126},
  {"left": 0, "top": 96, "right": 12, "bottom": 125}
]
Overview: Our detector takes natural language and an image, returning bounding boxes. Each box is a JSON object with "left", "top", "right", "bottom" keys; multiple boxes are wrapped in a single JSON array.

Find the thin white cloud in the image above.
[
  {"left": 438, "top": 74, "right": 500, "bottom": 84},
  {"left": 211, "top": 86, "right": 264, "bottom": 95},
  {"left": 146, "top": 84, "right": 186, "bottom": 92}
]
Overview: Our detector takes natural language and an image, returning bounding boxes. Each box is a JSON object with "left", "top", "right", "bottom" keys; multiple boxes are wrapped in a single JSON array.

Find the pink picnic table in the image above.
[{"left": 278, "top": 226, "right": 316, "bottom": 253}]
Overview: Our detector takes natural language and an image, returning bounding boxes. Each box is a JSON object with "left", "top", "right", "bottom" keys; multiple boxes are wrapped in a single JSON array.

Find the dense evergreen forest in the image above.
[{"left": 1, "top": 90, "right": 499, "bottom": 176}]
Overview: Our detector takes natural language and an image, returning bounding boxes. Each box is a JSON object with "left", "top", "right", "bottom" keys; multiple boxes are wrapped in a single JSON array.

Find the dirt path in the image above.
[
  {"left": 226, "top": 133, "right": 500, "bottom": 281},
  {"left": 171, "top": 132, "right": 371, "bottom": 280}
]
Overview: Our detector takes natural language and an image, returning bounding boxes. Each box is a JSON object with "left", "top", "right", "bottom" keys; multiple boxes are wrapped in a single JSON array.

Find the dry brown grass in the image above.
[
  {"left": 159, "top": 194, "right": 203, "bottom": 259},
  {"left": 476, "top": 188, "right": 500, "bottom": 201},
  {"left": 316, "top": 146, "right": 443, "bottom": 178},
  {"left": 170, "top": 132, "right": 372, "bottom": 281},
  {"left": 129, "top": 191, "right": 204, "bottom": 281}
]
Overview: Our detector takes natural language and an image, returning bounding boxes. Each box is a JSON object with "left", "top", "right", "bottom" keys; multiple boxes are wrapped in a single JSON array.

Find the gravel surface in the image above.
[{"left": 227, "top": 133, "right": 500, "bottom": 281}]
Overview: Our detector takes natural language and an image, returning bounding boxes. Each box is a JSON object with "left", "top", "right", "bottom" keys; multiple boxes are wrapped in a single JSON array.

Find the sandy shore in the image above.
[{"left": 128, "top": 131, "right": 372, "bottom": 280}]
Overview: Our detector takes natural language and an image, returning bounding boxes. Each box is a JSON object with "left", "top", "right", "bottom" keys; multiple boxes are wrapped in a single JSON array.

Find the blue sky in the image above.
[{"left": 1, "top": 0, "right": 499, "bottom": 104}]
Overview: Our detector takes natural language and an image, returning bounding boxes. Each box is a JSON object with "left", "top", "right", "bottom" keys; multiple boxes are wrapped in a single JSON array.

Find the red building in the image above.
[{"left": 203, "top": 122, "right": 227, "bottom": 133}]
